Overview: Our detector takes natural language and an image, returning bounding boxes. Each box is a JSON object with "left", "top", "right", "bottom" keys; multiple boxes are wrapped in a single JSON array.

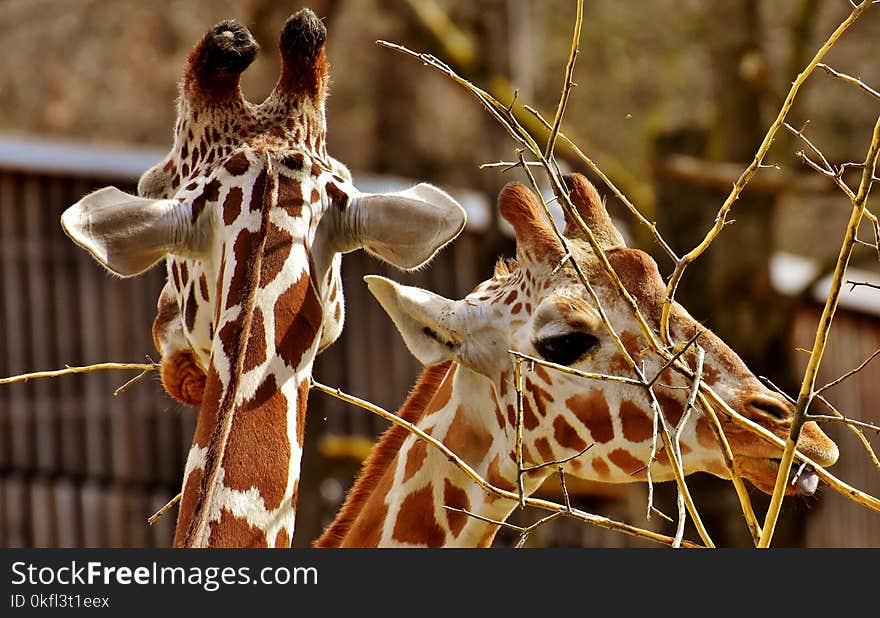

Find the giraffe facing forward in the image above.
[
  {"left": 317, "top": 174, "right": 838, "bottom": 547},
  {"left": 61, "top": 10, "right": 466, "bottom": 547}
]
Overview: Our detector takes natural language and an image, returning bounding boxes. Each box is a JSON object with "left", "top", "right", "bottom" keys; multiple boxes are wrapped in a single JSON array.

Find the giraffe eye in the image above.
[{"left": 534, "top": 332, "right": 599, "bottom": 366}]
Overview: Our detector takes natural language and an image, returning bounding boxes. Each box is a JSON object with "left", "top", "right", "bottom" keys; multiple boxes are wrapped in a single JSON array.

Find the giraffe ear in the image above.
[
  {"left": 364, "top": 275, "right": 466, "bottom": 366},
  {"left": 61, "top": 186, "right": 195, "bottom": 277},
  {"left": 343, "top": 184, "right": 467, "bottom": 270}
]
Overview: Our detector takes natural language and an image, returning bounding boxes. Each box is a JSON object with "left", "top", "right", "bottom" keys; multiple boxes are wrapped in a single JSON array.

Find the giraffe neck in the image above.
[
  {"left": 317, "top": 363, "right": 552, "bottom": 548},
  {"left": 173, "top": 163, "right": 324, "bottom": 548}
]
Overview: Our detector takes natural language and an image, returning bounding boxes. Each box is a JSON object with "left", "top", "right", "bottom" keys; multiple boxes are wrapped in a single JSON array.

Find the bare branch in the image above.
[
  {"left": 0, "top": 362, "right": 158, "bottom": 386},
  {"left": 807, "top": 414, "right": 880, "bottom": 433},
  {"left": 544, "top": 0, "right": 583, "bottom": 159},
  {"left": 818, "top": 63, "right": 880, "bottom": 100},
  {"left": 659, "top": 0, "right": 875, "bottom": 343},
  {"left": 521, "top": 443, "right": 595, "bottom": 474},
  {"left": 148, "top": 492, "right": 181, "bottom": 526},
  {"left": 816, "top": 348, "right": 880, "bottom": 394},
  {"left": 813, "top": 395, "right": 880, "bottom": 473}
]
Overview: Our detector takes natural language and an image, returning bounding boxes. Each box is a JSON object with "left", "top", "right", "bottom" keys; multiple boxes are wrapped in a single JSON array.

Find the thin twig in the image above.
[
  {"left": 0, "top": 362, "right": 158, "bottom": 386},
  {"left": 646, "top": 332, "right": 702, "bottom": 388},
  {"left": 521, "top": 443, "right": 595, "bottom": 474},
  {"left": 818, "top": 63, "right": 880, "bottom": 101},
  {"left": 847, "top": 280, "right": 880, "bottom": 291},
  {"left": 816, "top": 348, "right": 880, "bottom": 394},
  {"left": 813, "top": 395, "right": 880, "bottom": 473},
  {"left": 148, "top": 492, "right": 181, "bottom": 526},
  {"left": 544, "top": 0, "right": 583, "bottom": 160},
  {"left": 807, "top": 414, "right": 880, "bottom": 433}
]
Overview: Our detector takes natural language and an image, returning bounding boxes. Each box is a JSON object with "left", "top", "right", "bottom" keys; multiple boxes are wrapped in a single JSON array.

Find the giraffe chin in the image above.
[
  {"left": 735, "top": 456, "right": 819, "bottom": 497},
  {"left": 160, "top": 350, "right": 207, "bottom": 407}
]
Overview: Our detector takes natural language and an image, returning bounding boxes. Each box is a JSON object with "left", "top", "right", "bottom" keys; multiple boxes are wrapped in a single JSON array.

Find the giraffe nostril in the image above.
[{"left": 748, "top": 398, "right": 790, "bottom": 421}]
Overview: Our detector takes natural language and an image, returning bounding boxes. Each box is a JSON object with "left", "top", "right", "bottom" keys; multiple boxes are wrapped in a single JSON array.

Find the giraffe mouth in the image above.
[{"left": 737, "top": 456, "right": 820, "bottom": 496}]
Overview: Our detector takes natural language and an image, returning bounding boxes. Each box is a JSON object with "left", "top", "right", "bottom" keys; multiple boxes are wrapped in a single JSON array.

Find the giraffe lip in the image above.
[
  {"left": 767, "top": 458, "right": 819, "bottom": 496},
  {"left": 736, "top": 456, "right": 819, "bottom": 496}
]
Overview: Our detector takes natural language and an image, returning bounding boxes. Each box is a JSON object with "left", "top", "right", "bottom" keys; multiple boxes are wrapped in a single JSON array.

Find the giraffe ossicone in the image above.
[
  {"left": 318, "top": 174, "right": 839, "bottom": 548},
  {"left": 61, "top": 9, "right": 466, "bottom": 548}
]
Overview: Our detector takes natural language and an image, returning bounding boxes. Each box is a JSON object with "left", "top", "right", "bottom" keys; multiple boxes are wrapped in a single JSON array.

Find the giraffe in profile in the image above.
[
  {"left": 61, "top": 10, "right": 466, "bottom": 547},
  {"left": 317, "top": 174, "right": 838, "bottom": 547}
]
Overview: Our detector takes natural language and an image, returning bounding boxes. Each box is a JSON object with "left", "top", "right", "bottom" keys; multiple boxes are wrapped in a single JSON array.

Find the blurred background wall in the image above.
[{"left": 0, "top": 0, "right": 878, "bottom": 547}]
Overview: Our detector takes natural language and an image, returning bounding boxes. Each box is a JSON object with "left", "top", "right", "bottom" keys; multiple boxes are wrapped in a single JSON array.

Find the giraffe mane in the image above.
[
  {"left": 183, "top": 162, "right": 278, "bottom": 547},
  {"left": 493, "top": 257, "right": 517, "bottom": 278},
  {"left": 314, "top": 360, "right": 454, "bottom": 547}
]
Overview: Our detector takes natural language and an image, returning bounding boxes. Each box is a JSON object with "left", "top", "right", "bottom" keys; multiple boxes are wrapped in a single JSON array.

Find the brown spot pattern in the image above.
[
  {"left": 443, "top": 480, "right": 470, "bottom": 538},
  {"left": 619, "top": 399, "right": 653, "bottom": 443},
  {"left": 591, "top": 457, "right": 610, "bottom": 478},
  {"left": 696, "top": 417, "right": 716, "bottom": 448},
  {"left": 274, "top": 528, "right": 290, "bottom": 548},
  {"left": 242, "top": 307, "right": 266, "bottom": 372},
  {"left": 223, "top": 186, "right": 243, "bottom": 225},
  {"left": 224, "top": 152, "right": 250, "bottom": 176},
  {"left": 278, "top": 174, "right": 305, "bottom": 218},
  {"left": 608, "top": 449, "right": 645, "bottom": 475},
  {"left": 444, "top": 405, "right": 493, "bottom": 465},
  {"left": 534, "top": 365, "right": 553, "bottom": 385},
  {"left": 248, "top": 169, "right": 268, "bottom": 213},
  {"left": 403, "top": 439, "right": 427, "bottom": 483},
  {"left": 221, "top": 375, "right": 290, "bottom": 512},
  {"left": 655, "top": 390, "right": 685, "bottom": 427},
  {"left": 193, "top": 366, "right": 222, "bottom": 448},
  {"left": 225, "top": 228, "right": 258, "bottom": 310},
  {"left": 553, "top": 415, "right": 587, "bottom": 452},
  {"left": 392, "top": 485, "right": 445, "bottom": 547},
  {"left": 325, "top": 181, "right": 349, "bottom": 209},
  {"left": 523, "top": 396, "right": 540, "bottom": 431},
  {"left": 274, "top": 272, "right": 323, "bottom": 370},
  {"left": 209, "top": 509, "right": 268, "bottom": 548},
  {"left": 282, "top": 153, "right": 305, "bottom": 171},
  {"left": 534, "top": 437, "right": 554, "bottom": 463},
  {"left": 528, "top": 379, "right": 554, "bottom": 417},
  {"left": 184, "top": 286, "right": 198, "bottom": 332},
  {"left": 487, "top": 454, "right": 516, "bottom": 492},
  {"left": 258, "top": 223, "right": 293, "bottom": 289},
  {"left": 199, "top": 274, "right": 209, "bottom": 301},
  {"left": 565, "top": 391, "right": 614, "bottom": 444}
]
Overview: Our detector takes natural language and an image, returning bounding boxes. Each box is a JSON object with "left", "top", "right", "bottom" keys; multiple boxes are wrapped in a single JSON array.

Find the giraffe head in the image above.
[
  {"left": 60, "top": 10, "right": 466, "bottom": 547},
  {"left": 366, "top": 174, "right": 838, "bottom": 498}
]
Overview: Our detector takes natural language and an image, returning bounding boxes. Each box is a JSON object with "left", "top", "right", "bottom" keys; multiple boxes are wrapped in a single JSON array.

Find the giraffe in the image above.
[
  {"left": 60, "top": 10, "right": 466, "bottom": 547},
  {"left": 316, "top": 174, "right": 839, "bottom": 548}
]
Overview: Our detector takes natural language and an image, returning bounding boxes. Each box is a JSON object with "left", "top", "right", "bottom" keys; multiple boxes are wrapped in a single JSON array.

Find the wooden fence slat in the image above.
[
  {"left": 23, "top": 175, "right": 58, "bottom": 473},
  {"left": 29, "top": 477, "right": 56, "bottom": 547},
  {"left": 79, "top": 480, "right": 104, "bottom": 547},
  {"left": 53, "top": 478, "right": 80, "bottom": 547},
  {"left": 3, "top": 474, "right": 28, "bottom": 547},
  {"left": 1, "top": 174, "right": 34, "bottom": 470}
]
